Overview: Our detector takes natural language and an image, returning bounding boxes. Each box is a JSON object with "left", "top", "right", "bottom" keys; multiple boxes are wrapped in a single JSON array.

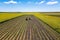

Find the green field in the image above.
[
  {"left": 41, "top": 12, "right": 60, "bottom": 17},
  {"left": 0, "top": 12, "right": 60, "bottom": 33},
  {"left": 0, "top": 12, "right": 23, "bottom": 22},
  {"left": 34, "top": 13, "right": 60, "bottom": 33}
]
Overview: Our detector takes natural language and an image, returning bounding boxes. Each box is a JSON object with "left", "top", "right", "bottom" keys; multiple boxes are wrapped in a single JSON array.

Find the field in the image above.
[
  {"left": 41, "top": 12, "right": 60, "bottom": 17},
  {"left": 34, "top": 13, "right": 60, "bottom": 33},
  {"left": 0, "top": 12, "right": 23, "bottom": 22},
  {"left": 0, "top": 12, "right": 60, "bottom": 33},
  {"left": 0, "top": 12, "right": 60, "bottom": 40}
]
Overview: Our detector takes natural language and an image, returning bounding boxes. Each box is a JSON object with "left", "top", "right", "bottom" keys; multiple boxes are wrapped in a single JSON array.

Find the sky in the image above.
[{"left": 0, "top": 0, "right": 60, "bottom": 12}]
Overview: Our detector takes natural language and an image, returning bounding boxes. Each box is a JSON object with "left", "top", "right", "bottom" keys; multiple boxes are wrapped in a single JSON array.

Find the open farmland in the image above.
[
  {"left": 34, "top": 13, "right": 60, "bottom": 33},
  {"left": 0, "top": 12, "right": 60, "bottom": 40},
  {"left": 41, "top": 12, "right": 60, "bottom": 17},
  {"left": 0, "top": 12, "right": 23, "bottom": 22}
]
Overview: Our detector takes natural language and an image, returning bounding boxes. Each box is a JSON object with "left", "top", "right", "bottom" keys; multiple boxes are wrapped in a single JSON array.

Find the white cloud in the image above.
[
  {"left": 4, "top": 0, "right": 17, "bottom": 4},
  {"left": 39, "top": 1, "right": 45, "bottom": 4},
  {"left": 46, "top": 1, "right": 58, "bottom": 5},
  {"left": 36, "top": 1, "right": 45, "bottom": 4}
]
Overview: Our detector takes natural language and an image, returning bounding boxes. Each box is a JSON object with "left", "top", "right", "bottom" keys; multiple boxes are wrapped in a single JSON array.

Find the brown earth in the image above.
[{"left": 0, "top": 15, "right": 60, "bottom": 40}]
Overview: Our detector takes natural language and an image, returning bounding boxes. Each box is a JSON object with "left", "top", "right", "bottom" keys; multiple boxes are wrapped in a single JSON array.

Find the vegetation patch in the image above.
[{"left": 34, "top": 13, "right": 60, "bottom": 33}]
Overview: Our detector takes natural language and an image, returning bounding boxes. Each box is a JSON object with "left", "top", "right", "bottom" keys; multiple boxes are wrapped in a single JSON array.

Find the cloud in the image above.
[
  {"left": 46, "top": 1, "right": 58, "bottom": 5},
  {"left": 3, "top": 0, "right": 17, "bottom": 4},
  {"left": 36, "top": 1, "right": 45, "bottom": 4},
  {"left": 39, "top": 1, "right": 45, "bottom": 4}
]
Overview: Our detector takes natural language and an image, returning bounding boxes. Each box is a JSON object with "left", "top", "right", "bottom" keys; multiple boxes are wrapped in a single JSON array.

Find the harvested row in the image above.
[{"left": 0, "top": 15, "right": 60, "bottom": 40}]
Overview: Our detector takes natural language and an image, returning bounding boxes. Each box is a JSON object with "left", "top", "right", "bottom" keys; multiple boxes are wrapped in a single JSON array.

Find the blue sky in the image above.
[{"left": 0, "top": 0, "right": 60, "bottom": 12}]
